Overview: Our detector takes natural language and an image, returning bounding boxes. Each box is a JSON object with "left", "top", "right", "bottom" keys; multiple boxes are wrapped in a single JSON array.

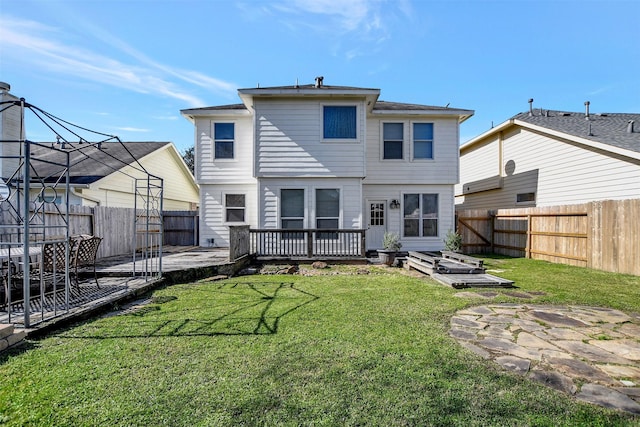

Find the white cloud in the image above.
[
  {"left": 116, "top": 127, "right": 150, "bottom": 133},
  {"left": 0, "top": 15, "right": 236, "bottom": 107}
]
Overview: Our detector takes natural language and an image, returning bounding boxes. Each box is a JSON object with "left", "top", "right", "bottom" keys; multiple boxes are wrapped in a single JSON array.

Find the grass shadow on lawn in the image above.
[{"left": 56, "top": 281, "right": 319, "bottom": 339}]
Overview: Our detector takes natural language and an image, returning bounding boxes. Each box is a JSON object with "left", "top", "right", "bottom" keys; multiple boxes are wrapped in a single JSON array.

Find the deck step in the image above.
[
  {"left": 431, "top": 273, "right": 514, "bottom": 289},
  {"left": 0, "top": 324, "right": 26, "bottom": 353},
  {"left": 406, "top": 251, "right": 514, "bottom": 289},
  {"left": 0, "top": 323, "right": 14, "bottom": 339}
]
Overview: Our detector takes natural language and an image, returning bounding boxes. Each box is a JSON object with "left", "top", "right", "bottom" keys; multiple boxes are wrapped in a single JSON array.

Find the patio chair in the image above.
[
  {"left": 70, "top": 235, "right": 102, "bottom": 288},
  {"left": 39, "top": 240, "right": 70, "bottom": 290}
]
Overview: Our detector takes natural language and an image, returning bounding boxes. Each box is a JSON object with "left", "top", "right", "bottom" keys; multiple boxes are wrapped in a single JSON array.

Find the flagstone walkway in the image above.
[{"left": 450, "top": 302, "right": 640, "bottom": 414}]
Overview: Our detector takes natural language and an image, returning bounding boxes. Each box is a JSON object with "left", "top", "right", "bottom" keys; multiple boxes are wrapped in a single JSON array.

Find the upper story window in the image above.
[
  {"left": 323, "top": 106, "right": 356, "bottom": 139},
  {"left": 383, "top": 123, "right": 403, "bottom": 159},
  {"left": 413, "top": 123, "right": 434, "bottom": 160},
  {"left": 214, "top": 122, "right": 234, "bottom": 159}
]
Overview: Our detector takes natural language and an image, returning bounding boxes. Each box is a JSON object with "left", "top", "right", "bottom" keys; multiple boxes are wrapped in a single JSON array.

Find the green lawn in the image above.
[{"left": 1, "top": 257, "right": 640, "bottom": 426}]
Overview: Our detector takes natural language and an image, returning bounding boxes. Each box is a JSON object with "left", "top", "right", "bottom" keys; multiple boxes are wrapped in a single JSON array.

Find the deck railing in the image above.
[{"left": 250, "top": 229, "right": 366, "bottom": 258}]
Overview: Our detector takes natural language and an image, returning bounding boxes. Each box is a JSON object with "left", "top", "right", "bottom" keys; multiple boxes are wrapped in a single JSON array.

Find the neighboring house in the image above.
[
  {"left": 27, "top": 141, "right": 199, "bottom": 209},
  {"left": 181, "top": 78, "right": 473, "bottom": 251},
  {"left": 456, "top": 104, "right": 640, "bottom": 210}
]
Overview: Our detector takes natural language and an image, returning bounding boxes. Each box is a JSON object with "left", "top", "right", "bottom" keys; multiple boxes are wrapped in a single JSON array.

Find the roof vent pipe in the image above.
[
  {"left": 315, "top": 76, "right": 324, "bottom": 88},
  {"left": 628, "top": 120, "right": 635, "bottom": 133},
  {"left": 0, "top": 82, "right": 10, "bottom": 93},
  {"left": 584, "top": 101, "right": 590, "bottom": 120},
  {"left": 528, "top": 98, "right": 534, "bottom": 116}
]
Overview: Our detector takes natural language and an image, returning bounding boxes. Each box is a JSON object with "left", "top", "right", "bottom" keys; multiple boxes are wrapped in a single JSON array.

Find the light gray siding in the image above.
[
  {"left": 199, "top": 183, "right": 258, "bottom": 247},
  {"left": 258, "top": 178, "right": 363, "bottom": 229},
  {"left": 254, "top": 99, "right": 365, "bottom": 177},
  {"left": 195, "top": 115, "right": 255, "bottom": 185},
  {"left": 363, "top": 184, "right": 455, "bottom": 251},
  {"left": 364, "top": 116, "right": 460, "bottom": 185}
]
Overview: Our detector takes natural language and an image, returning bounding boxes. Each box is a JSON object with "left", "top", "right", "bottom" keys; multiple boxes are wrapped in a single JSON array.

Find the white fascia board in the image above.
[
  {"left": 238, "top": 88, "right": 380, "bottom": 111},
  {"left": 372, "top": 109, "right": 474, "bottom": 123},
  {"left": 460, "top": 119, "right": 513, "bottom": 152},
  {"left": 180, "top": 109, "right": 250, "bottom": 122}
]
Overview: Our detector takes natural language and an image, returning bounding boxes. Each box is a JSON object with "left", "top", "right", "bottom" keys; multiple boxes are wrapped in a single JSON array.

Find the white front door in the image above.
[{"left": 366, "top": 200, "right": 386, "bottom": 250}]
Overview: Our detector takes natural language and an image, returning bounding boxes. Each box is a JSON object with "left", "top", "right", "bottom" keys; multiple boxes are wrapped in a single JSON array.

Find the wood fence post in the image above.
[{"left": 526, "top": 214, "right": 532, "bottom": 259}]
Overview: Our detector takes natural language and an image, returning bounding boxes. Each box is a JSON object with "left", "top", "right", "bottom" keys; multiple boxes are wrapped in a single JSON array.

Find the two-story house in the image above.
[{"left": 181, "top": 78, "right": 473, "bottom": 252}]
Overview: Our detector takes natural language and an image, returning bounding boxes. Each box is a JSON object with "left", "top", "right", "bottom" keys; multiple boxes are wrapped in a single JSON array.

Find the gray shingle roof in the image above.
[
  {"left": 513, "top": 110, "right": 640, "bottom": 154},
  {"left": 374, "top": 101, "right": 472, "bottom": 113},
  {"left": 28, "top": 141, "right": 171, "bottom": 184}
]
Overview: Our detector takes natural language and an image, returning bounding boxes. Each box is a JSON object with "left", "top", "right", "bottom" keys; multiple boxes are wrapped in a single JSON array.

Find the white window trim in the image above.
[
  {"left": 279, "top": 187, "right": 308, "bottom": 229},
  {"left": 212, "top": 120, "right": 237, "bottom": 162},
  {"left": 313, "top": 187, "right": 343, "bottom": 229},
  {"left": 222, "top": 192, "right": 246, "bottom": 225},
  {"left": 410, "top": 121, "right": 435, "bottom": 162},
  {"left": 321, "top": 103, "right": 360, "bottom": 143},
  {"left": 380, "top": 121, "right": 405, "bottom": 162},
  {"left": 401, "top": 192, "right": 440, "bottom": 239}
]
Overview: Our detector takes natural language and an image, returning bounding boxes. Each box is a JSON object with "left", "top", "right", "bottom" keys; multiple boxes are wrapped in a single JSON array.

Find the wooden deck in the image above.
[{"left": 406, "top": 251, "right": 514, "bottom": 289}]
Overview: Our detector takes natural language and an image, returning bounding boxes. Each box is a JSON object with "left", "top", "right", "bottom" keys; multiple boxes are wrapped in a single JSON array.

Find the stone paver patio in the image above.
[{"left": 450, "top": 302, "right": 640, "bottom": 415}]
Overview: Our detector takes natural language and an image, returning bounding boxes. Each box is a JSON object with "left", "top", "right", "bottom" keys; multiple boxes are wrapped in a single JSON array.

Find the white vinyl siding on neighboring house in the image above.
[
  {"left": 458, "top": 127, "right": 640, "bottom": 210},
  {"left": 254, "top": 100, "right": 365, "bottom": 177}
]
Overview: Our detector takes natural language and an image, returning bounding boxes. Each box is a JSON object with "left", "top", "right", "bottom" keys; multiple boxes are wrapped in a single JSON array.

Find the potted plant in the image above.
[{"left": 378, "top": 232, "right": 402, "bottom": 266}]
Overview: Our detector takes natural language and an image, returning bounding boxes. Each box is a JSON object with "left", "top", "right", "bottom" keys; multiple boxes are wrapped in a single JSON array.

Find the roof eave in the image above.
[
  {"left": 238, "top": 87, "right": 381, "bottom": 111},
  {"left": 460, "top": 118, "right": 640, "bottom": 161},
  {"left": 372, "top": 108, "right": 474, "bottom": 122},
  {"left": 180, "top": 108, "right": 251, "bottom": 120}
]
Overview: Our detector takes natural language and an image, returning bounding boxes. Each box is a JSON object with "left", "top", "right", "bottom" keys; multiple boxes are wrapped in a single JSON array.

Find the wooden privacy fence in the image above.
[
  {"left": 0, "top": 205, "right": 199, "bottom": 259},
  {"left": 456, "top": 198, "right": 640, "bottom": 276}
]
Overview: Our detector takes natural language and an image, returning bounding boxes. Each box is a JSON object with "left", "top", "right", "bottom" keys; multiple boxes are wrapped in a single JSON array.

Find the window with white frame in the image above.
[
  {"left": 225, "top": 194, "right": 245, "bottom": 222},
  {"left": 383, "top": 123, "right": 403, "bottom": 159},
  {"left": 413, "top": 123, "right": 434, "bottom": 159},
  {"left": 316, "top": 189, "right": 339, "bottom": 238},
  {"left": 281, "top": 189, "right": 305, "bottom": 229},
  {"left": 323, "top": 106, "right": 356, "bottom": 139},
  {"left": 214, "top": 122, "right": 234, "bottom": 159},
  {"left": 403, "top": 193, "right": 438, "bottom": 237}
]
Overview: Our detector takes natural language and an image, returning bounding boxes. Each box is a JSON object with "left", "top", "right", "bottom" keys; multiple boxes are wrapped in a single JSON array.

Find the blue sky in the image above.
[{"left": 1, "top": 0, "right": 638, "bottom": 154}]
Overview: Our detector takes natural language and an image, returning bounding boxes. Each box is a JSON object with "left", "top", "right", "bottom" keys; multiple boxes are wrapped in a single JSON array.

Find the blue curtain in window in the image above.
[{"left": 324, "top": 106, "right": 356, "bottom": 139}]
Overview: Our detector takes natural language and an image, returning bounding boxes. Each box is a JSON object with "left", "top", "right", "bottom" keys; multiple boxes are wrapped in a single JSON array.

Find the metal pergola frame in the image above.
[{"left": 1, "top": 95, "right": 163, "bottom": 327}]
